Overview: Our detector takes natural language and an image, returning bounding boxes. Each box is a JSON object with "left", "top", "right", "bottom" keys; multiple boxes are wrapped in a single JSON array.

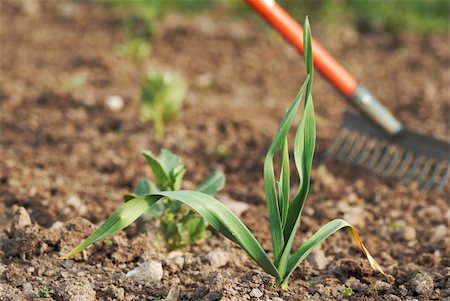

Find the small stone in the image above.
[
  {"left": 195, "top": 73, "right": 213, "bottom": 88},
  {"left": 345, "top": 277, "right": 368, "bottom": 291},
  {"left": 106, "top": 285, "right": 124, "bottom": 300},
  {"left": 445, "top": 209, "right": 450, "bottom": 222},
  {"left": 60, "top": 280, "right": 96, "bottom": 301},
  {"left": 125, "top": 295, "right": 135, "bottom": 301},
  {"left": 337, "top": 201, "right": 365, "bottom": 226},
  {"left": 105, "top": 95, "right": 124, "bottom": 112},
  {"left": 65, "top": 195, "right": 88, "bottom": 215},
  {"left": 49, "top": 221, "right": 64, "bottom": 231},
  {"left": 383, "top": 295, "right": 402, "bottom": 301},
  {"left": 374, "top": 280, "right": 391, "bottom": 293},
  {"left": 408, "top": 272, "right": 434, "bottom": 295},
  {"left": 249, "top": 288, "right": 263, "bottom": 298},
  {"left": 399, "top": 284, "right": 408, "bottom": 296},
  {"left": 272, "top": 298, "right": 285, "bottom": 301},
  {"left": 125, "top": 261, "right": 163, "bottom": 282},
  {"left": 11, "top": 207, "right": 32, "bottom": 233},
  {"left": 307, "top": 249, "right": 329, "bottom": 270},
  {"left": 164, "top": 251, "right": 185, "bottom": 273},
  {"left": 431, "top": 225, "right": 448, "bottom": 242},
  {"left": 399, "top": 225, "right": 416, "bottom": 241},
  {"left": 207, "top": 249, "right": 229, "bottom": 269},
  {"left": 22, "top": 282, "right": 34, "bottom": 298},
  {"left": 165, "top": 287, "right": 180, "bottom": 301},
  {"left": 221, "top": 198, "right": 250, "bottom": 217}
]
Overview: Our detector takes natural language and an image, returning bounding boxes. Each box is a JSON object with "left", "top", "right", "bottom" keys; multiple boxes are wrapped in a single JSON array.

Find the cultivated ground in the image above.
[{"left": 0, "top": 2, "right": 449, "bottom": 301}]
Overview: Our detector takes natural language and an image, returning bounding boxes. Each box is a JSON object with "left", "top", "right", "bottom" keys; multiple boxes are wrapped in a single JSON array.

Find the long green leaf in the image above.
[
  {"left": 62, "top": 191, "right": 282, "bottom": 282},
  {"left": 155, "top": 190, "right": 281, "bottom": 282},
  {"left": 196, "top": 170, "right": 226, "bottom": 195},
  {"left": 279, "top": 138, "right": 290, "bottom": 228},
  {"left": 264, "top": 75, "right": 310, "bottom": 263},
  {"left": 281, "top": 219, "right": 385, "bottom": 287},
  {"left": 278, "top": 18, "right": 317, "bottom": 276},
  {"left": 303, "top": 17, "right": 314, "bottom": 103},
  {"left": 60, "top": 197, "right": 155, "bottom": 259}
]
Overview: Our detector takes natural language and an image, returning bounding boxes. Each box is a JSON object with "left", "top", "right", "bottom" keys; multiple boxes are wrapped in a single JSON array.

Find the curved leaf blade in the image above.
[
  {"left": 196, "top": 170, "right": 226, "bottom": 195},
  {"left": 142, "top": 150, "right": 170, "bottom": 188},
  {"left": 155, "top": 190, "right": 281, "bottom": 282},
  {"left": 282, "top": 219, "right": 385, "bottom": 285},
  {"left": 60, "top": 197, "right": 155, "bottom": 259},
  {"left": 278, "top": 18, "right": 317, "bottom": 276},
  {"left": 279, "top": 138, "right": 290, "bottom": 227},
  {"left": 264, "top": 75, "right": 310, "bottom": 262}
]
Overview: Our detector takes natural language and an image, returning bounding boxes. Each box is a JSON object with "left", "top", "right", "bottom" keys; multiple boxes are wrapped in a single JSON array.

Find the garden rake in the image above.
[{"left": 247, "top": 0, "right": 449, "bottom": 192}]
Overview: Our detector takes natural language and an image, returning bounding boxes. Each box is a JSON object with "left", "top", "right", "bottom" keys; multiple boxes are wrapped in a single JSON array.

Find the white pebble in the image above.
[
  {"left": 126, "top": 260, "right": 163, "bottom": 282},
  {"left": 105, "top": 95, "right": 124, "bottom": 112},
  {"left": 207, "top": 249, "right": 229, "bottom": 268},
  {"left": 249, "top": 288, "right": 263, "bottom": 298}
]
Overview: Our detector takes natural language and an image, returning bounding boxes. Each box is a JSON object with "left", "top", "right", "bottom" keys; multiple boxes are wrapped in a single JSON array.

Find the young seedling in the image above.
[
  {"left": 117, "top": 38, "right": 151, "bottom": 62},
  {"left": 140, "top": 70, "right": 188, "bottom": 140},
  {"left": 341, "top": 284, "right": 353, "bottom": 297},
  {"left": 62, "top": 18, "right": 384, "bottom": 289},
  {"left": 36, "top": 286, "right": 54, "bottom": 298},
  {"left": 132, "top": 149, "right": 224, "bottom": 250}
]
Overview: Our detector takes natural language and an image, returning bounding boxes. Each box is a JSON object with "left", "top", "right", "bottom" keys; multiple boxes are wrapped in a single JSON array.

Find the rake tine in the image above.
[
  {"left": 393, "top": 152, "right": 414, "bottom": 179},
  {"left": 401, "top": 156, "right": 423, "bottom": 185},
  {"left": 435, "top": 164, "right": 450, "bottom": 193},
  {"left": 335, "top": 132, "right": 357, "bottom": 160},
  {"left": 416, "top": 159, "right": 435, "bottom": 189},
  {"left": 421, "top": 163, "right": 442, "bottom": 192},
  {"left": 343, "top": 134, "right": 367, "bottom": 163},
  {"left": 365, "top": 141, "right": 384, "bottom": 170},
  {"left": 373, "top": 145, "right": 395, "bottom": 175},
  {"left": 381, "top": 148, "right": 403, "bottom": 178},
  {"left": 355, "top": 138, "right": 376, "bottom": 166},
  {"left": 325, "top": 128, "right": 348, "bottom": 157}
]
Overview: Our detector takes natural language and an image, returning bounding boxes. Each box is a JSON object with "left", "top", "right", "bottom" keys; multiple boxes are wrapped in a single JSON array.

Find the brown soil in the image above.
[{"left": 1, "top": 2, "right": 449, "bottom": 301}]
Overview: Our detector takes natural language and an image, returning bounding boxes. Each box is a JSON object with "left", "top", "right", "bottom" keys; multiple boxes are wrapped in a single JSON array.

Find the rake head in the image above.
[{"left": 326, "top": 110, "right": 450, "bottom": 192}]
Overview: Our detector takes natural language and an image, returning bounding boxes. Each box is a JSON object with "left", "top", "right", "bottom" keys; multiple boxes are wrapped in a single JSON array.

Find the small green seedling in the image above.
[
  {"left": 140, "top": 70, "right": 188, "bottom": 140},
  {"left": 37, "top": 286, "right": 54, "bottom": 298},
  {"left": 117, "top": 38, "right": 151, "bottom": 62},
  {"left": 62, "top": 71, "right": 88, "bottom": 91},
  {"left": 63, "top": 18, "right": 384, "bottom": 289},
  {"left": 133, "top": 149, "right": 225, "bottom": 250},
  {"left": 341, "top": 284, "right": 353, "bottom": 297}
]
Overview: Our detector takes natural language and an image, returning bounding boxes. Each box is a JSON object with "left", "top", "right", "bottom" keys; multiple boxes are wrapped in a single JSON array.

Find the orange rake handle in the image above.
[
  {"left": 246, "top": 0, "right": 357, "bottom": 97},
  {"left": 246, "top": 0, "right": 403, "bottom": 135}
]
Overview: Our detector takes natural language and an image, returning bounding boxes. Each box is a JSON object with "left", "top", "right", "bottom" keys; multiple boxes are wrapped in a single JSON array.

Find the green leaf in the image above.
[
  {"left": 154, "top": 190, "right": 282, "bottom": 282},
  {"left": 142, "top": 149, "right": 185, "bottom": 190},
  {"left": 303, "top": 16, "right": 314, "bottom": 100},
  {"left": 281, "top": 219, "right": 385, "bottom": 287},
  {"left": 186, "top": 215, "right": 209, "bottom": 242},
  {"left": 158, "top": 148, "right": 184, "bottom": 175},
  {"left": 60, "top": 197, "right": 155, "bottom": 259},
  {"left": 196, "top": 170, "right": 226, "bottom": 195},
  {"left": 279, "top": 138, "right": 290, "bottom": 228},
  {"left": 135, "top": 178, "right": 158, "bottom": 196},
  {"left": 62, "top": 191, "right": 281, "bottom": 282},
  {"left": 142, "top": 150, "right": 170, "bottom": 188},
  {"left": 135, "top": 179, "right": 164, "bottom": 216},
  {"left": 140, "top": 70, "right": 187, "bottom": 121},
  {"left": 278, "top": 17, "right": 317, "bottom": 277},
  {"left": 264, "top": 75, "right": 310, "bottom": 264}
]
